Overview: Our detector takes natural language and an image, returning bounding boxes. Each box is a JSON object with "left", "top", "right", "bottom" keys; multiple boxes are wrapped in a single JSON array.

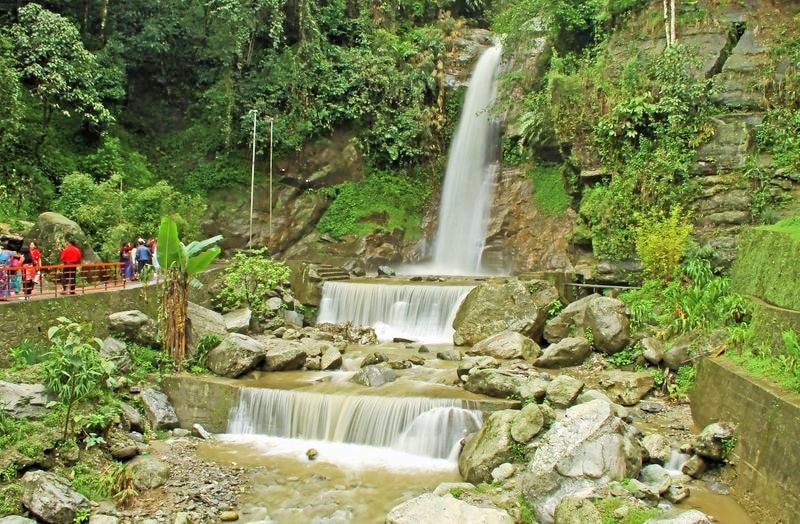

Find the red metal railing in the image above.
[{"left": 0, "top": 262, "right": 128, "bottom": 301}]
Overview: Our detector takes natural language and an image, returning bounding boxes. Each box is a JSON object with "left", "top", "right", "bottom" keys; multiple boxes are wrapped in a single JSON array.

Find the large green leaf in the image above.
[
  {"left": 156, "top": 217, "right": 185, "bottom": 270},
  {"left": 186, "top": 246, "right": 221, "bottom": 276},
  {"left": 185, "top": 235, "right": 223, "bottom": 257}
]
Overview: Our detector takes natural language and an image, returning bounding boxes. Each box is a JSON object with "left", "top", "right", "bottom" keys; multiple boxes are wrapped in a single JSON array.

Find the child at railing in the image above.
[{"left": 0, "top": 243, "right": 9, "bottom": 300}]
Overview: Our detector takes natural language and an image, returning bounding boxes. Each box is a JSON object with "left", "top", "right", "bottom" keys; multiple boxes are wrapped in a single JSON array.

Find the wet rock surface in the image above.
[
  {"left": 205, "top": 333, "right": 264, "bottom": 378},
  {"left": 108, "top": 310, "right": 159, "bottom": 347}
]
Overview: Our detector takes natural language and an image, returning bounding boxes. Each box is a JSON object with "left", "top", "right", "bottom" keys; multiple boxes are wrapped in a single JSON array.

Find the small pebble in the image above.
[{"left": 219, "top": 511, "right": 239, "bottom": 522}]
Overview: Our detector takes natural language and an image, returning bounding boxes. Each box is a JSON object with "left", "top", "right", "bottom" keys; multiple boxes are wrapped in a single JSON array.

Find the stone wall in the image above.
[
  {"left": 162, "top": 375, "right": 239, "bottom": 433},
  {"left": 691, "top": 358, "right": 800, "bottom": 524}
]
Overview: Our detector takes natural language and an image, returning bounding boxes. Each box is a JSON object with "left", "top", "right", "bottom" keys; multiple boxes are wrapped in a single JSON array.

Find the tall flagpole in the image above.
[
  {"left": 269, "top": 117, "right": 273, "bottom": 246},
  {"left": 248, "top": 109, "right": 257, "bottom": 248}
]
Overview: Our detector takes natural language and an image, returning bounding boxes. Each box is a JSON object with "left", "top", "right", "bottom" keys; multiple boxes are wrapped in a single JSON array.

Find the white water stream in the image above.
[
  {"left": 426, "top": 44, "right": 502, "bottom": 275},
  {"left": 316, "top": 281, "right": 474, "bottom": 343},
  {"left": 227, "top": 387, "right": 482, "bottom": 461}
]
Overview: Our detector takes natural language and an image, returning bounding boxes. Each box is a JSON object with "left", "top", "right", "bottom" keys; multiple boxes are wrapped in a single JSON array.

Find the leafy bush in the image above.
[
  {"left": 128, "top": 343, "right": 174, "bottom": 383},
  {"left": 316, "top": 171, "right": 431, "bottom": 239},
  {"left": 42, "top": 318, "right": 113, "bottom": 439},
  {"left": 215, "top": 248, "right": 291, "bottom": 316},
  {"left": 634, "top": 206, "right": 693, "bottom": 281},
  {"left": 183, "top": 333, "right": 221, "bottom": 373},
  {"left": 529, "top": 164, "right": 571, "bottom": 215}
]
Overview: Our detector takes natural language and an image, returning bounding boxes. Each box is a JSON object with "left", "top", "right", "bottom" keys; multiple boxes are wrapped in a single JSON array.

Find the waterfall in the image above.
[
  {"left": 429, "top": 44, "right": 502, "bottom": 275},
  {"left": 227, "top": 388, "right": 482, "bottom": 460},
  {"left": 316, "top": 281, "right": 473, "bottom": 343}
]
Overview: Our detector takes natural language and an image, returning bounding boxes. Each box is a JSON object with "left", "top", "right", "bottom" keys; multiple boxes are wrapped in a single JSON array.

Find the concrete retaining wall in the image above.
[
  {"left": 162, "top": 375, "right": 239, "bottom": 433},
  {"left": 691, "top": 358, "right": 800, "bottom": 523}
]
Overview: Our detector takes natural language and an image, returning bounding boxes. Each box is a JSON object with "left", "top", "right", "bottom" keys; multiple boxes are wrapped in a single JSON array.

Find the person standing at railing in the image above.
[
  {"left": 9, "top": 250, "right": 22, "bottom": 297},
  {"left": 29, "top": 242, "right": 42, "bottom": 285},
  {"left": 20, "top": 246, "right": 36, "bottom": 298},
  {"left": 134, "top": 238, "right": 151, "bottom": 279},
  {"left": 0, "top": 242, "right": 10, "bottom": 301},
  {"left": 120, "top": 242, "right": 134, "bottom": 280},
  {"left": 59, "top": 239, "right": 82, "bottom": 295}
]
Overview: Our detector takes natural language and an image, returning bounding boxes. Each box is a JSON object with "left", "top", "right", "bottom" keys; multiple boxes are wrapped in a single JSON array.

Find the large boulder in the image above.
[
  {"left": 641, "top": 337, "right": 664, "bottom": 366},
  {"left": 545, "top": 375, "right": 585, "bottom": 408},
  {"left": 535, "top": 337, "right": 591, "bottom": 368},
  {"left": 139, "top": 388, "right": 179, "bottom": 430},
  {"left": 386, "top": 493, "right": 513, "bottom": 524},
  {"left": 452, "top": 279, "right": 558, "bottom": 345},
  {"left": 350, "top": 365, "right": 397, "bottom": 387},
  {"left": 663, "top": 342, "right": 691, "bottom": 370},
  {"left": 469, "top": 331, "right": 541, "bottom": 361},
  {"left": 647, "top": 510, "right": 712, "bottom": 524},
  {"left": 261, "top": 340, "right": 307, "bottom": 371},
  {"left": 0, "top": 382, "right": 51, "bottom": 419},
  {"left": 205, "top": 333, "right": 265, "bottom": 378},
  {"left": 107, "top": 310, "right": 159, "bottom": 347},
  {"left": 458, "top": 410, "right": 517, "bottom": 483},
  {"left": 28, "top": 212, "right": 98, "bottom": 265},
  {"left": 463, "top": 369, "right": 522, "bottom": 398},
  {"left": 187, "top": 302, "right": 229, "bottom": 356},
  {"left": 21, "top": 470, "right": 90, "bottom": 524},
  {"left": 510, "top": 403, "right": 552, "bottom": 443},
  {"left": 543, "top": 294, "right": 598, "bottom": 343},
  {"left": 585, "top": 297, "right": 630, "bottom": 354},
  {"left": 457, "top": 356, "right": 500, "bottom": 379},
  {"left": 641, "top": 433, "right": 672, "bottom": 465},
  {"left": 599, "top": 370, "right": 654, "bottom": 406},
  {"left": 126, "top": 456, "right": 170, "bottom": 490},
  {"left": 223, "top": 308, "right": 252, "bottom": 334},
  {"left": 693, "top": 422, "right": 735, "bottom": 462},
  {"left": 522, "top": 400, "right": 642, "bottom": 523}
]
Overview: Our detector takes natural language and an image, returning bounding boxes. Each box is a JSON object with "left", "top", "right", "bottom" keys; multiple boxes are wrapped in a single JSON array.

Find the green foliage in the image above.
[
  {"left": 633, "top": 206, "right": 693, "bottom": 281},
  {"left": 518, "top": 494, "right": 536, "bottom": 524},
  {"left": 721, "top": 436, "right": 737, "bottom": 460},
  {"left": 9, "top": 339, "right": 47, "bottom": 368},
  {"left": 669, "top": 364, "right": 696, "bottom": 397},
  {"left": 128, "top": 343, "right": 175, "bottom": 383},
  {"left": 593, "top": 497, "right": 659, "bottom": 524},
  {"left": 529, "top": 164, "right": 571, "bottom": 215},
  {"left": 509, "top": 441, "right": 528, "bottom": 463},
  {"left": 546, "top": 299, "right": 565, "bottom": 318},
  {"left": 42, "top": 318, "right": 112, "bottom": 439},
  {"left": 69, "top": 461, "right": 126, "bottom": 501},
  {"left": 650, "top": 368, "right": 666, "bottom": 388},
  {"left": 0, "top": 482, "right": 24, "bottom": 516},
  {"left": 607, "top": 343, "right": 641, "bottom": 368},
  {"left": 184, "top": 333, "right": 221, "bottom": 373},
  {"left": 214, "top": 248, "right": 291, "bottom": 315},
  {"left": 316, "top": 171, "right": 431, "bottom": 239}
]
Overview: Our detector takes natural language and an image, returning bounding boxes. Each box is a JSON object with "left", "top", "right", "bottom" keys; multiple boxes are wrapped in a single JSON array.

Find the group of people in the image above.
[
  {"left": 119, "top": 238, "right": 158, "bottom": 281},
  {"left": 0, "top": 241, "right": 43, "bottom": 300}
]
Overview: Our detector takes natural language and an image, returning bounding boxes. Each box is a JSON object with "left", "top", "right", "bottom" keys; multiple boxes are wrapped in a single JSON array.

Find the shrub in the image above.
[
  {"left": 634, "top": 206, "right": 693, "bottom": 281},
  {"left": 214, "top": 248, "right": 291, "bottom": 316},
  {"left": 529, "top": 164, "right": 571, "bottom": 215}
]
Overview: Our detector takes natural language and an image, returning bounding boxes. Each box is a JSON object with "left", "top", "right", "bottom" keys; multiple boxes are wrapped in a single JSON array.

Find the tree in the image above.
[
  {"left": 42, "top": 317, "right": 113, "bottom": 440},
  {"left": 6, "top": 3, "right": 115, "bottom": 147},
  {"left": 157, "top": 217, "right": 222, "bottom": 367}
]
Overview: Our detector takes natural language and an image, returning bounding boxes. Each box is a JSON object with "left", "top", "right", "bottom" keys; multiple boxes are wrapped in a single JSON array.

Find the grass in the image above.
[
  {"left": 593, "top": 497, "right": 659, "bottom": 524},
  {"left": 727, "top": 348, "right": 800, "bottom": 393},
  {"left": 529, "top": 164, "right": 571, "bottom": 216}
]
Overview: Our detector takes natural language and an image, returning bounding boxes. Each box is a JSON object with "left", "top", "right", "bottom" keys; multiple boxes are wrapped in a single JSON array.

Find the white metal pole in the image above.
[
  {"left": 249, "top": 110, "right": 257, "bottom": 248},
  {"left": 269, "top": 118, "right": 273, "bottom": 246}
]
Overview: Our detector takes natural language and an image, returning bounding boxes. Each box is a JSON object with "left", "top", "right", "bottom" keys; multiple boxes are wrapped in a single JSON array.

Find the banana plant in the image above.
[{"left": 157, "top": 217, "right": 222, "bottom": 366}]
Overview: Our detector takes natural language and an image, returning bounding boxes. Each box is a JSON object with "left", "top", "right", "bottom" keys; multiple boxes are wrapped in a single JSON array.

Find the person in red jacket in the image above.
[{"left": 59, "top": 239, "right": 82, "bottom": 295}]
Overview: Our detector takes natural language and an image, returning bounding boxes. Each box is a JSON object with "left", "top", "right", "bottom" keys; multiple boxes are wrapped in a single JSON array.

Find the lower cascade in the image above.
[
  {"left": 227, "top": 387, "right": 483, "bottom": 460},
  {"left": 316, "top": 281, "right": 474, "bottom": 343}
]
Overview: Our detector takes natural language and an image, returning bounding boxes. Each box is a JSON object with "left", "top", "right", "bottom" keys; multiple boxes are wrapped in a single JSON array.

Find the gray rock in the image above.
[
  {"left": 681, "top": 455, "right": 708, "bottom": 478},
  {"left": 223, "top": 308, "right": 252, "bottom": 334},
  {"left": 88, "top": 516, "right": 119, "bottom": 524},
  {"left": 432, "top": 482, "right": 475, "bottom": 497},
  {"left": 491, "top": 462, "right": 515, "bottom": 482},
  {"left": 386, "top": 493, "right": 513, "bottom": 524},
  {"left": 457, "top": 356, "right": 499, "bottom": 379},
  {"left": 107, "top": 427, "right": 138, "bottom": 460},
  {"left": 172, "top": 428, "right": 191, "bottom": 438},
  {"left": 119, "top": 402, "right": 144, "bottom": 432},
  {"left": 516, "top": 377, "right": 548, "bottom": 402},
  {"left": 205, "top": 333, "right": 265, "bottom": 378},
  {"left": 535, "top": 337, "right": 591, "bottom": 368},
  {"left": 320, "top": 347, "right": 343, "bottom": 370},
  {"left": 100, "top": 337, "right": 132, "bottom": 374},
  {"left": 463, "top": 369, "right": 522, "bottom": 398},
  {"left": 172, "top": 514, "right": 190, "bottom": 524},
  {"left": 553, "top": 496, "right": 603, "bottom": 524},
  {"left": 459, "top": 410, "right": 517, "bottom": 483},
  {"left": 262, "top": 341, "right": 307, "bottom": 371},
  {"left": 599, "top": 370, "right": 654, "bottom": 406},
  {"left": 350, "top": 365, "right": 396, "bottom": 387},
  {"left": 543, "top": 294, "right": 598, "bottom": 343},
  {"left": 640, "top": 464, "right": 672, "bottom": 494},
  {"left": 647, "top": 509, "right": 711, "bottom": 524},
  {"left": 585, "top": 297, "right": 630, "bottom": 354},
  {"left": 436, "top": 349, "right": 462, "bottom": 361},
  {"left": 665, "top": 484, "right": 690, "bottom": 504},
  {"left": 192, "top": 423, "right": 213, "bottom": 440},
  {"left": 282, "top": 309, "right": 304, "bottom": 328},
  {"left": 266, "top": 297, "right": 284, "bottom": 311},
  {"left": 361, "top": 352, "right": 388, "bottom": 367},
  {"left": 0, "top": 381, "right": 51, "bottom": 419},
  {"left": 641, "top": 337, "right": 664, "bottom": 366},
  {"left": 28, "top": 212, "right": 99, "bottom": 265},
  {"left": 126, "top": 456, "right": 170, "bottom": 490},
  {"left": 453, "top": 279, "right": 557, "bottom": 345},
  {"left": 140, "top": 388, "right": 179, "bottom": 430},
  {"left": 693, "top": 422, "right": 735, "bottom": 462},
  {"left": 626, "top": 478, "right": 660, "bottom": 504},
  {"left": 511, "top": 403, "right": 547, "bottom": 443},
  {"left": 545, "top": 375, "right": 585, "bottom": 408},
  {"left": 663, "top": 342, "right": 691, "bottom": 370},
  {"left": 469, "top": 331, "right": 541, "bottom": 361},
  {"left": 522, "top": 400, "right": 642, "bottom": 523},
  {"left": 377, "top": 265, "right": 396, "bottom": 276},
  {"left": 108, "top": 310, "right": 159, "bottom": 347},
  {"left": 187, "top": 302, "right": 229, "bottom": 356},
  {"left": 0, "top": 517, "right": 37, "bottom": 524},
  {"left": 21, "top": 470, "right": 90, "bottom": 524},
  {"left": 641, "top": 433, "right": 671, "bottom": 465}
]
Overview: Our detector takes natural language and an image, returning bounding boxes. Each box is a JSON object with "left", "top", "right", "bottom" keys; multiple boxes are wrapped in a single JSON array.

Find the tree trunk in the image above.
[
  {"left": 663, "top": 0, "right": 671, "bottom": 47},
  {"left": 670, "top": 0, "right": 677, "bottom": 45},
  {"left": 100, "top": 0, "right": 109, "bottom": 37},
  {"left": 162, "top": 272, "right": 189, "bottom": 368}
]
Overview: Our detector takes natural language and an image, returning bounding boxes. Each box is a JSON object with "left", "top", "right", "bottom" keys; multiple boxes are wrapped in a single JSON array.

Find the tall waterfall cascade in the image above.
[
  {"left": 429, "top": 44, "right": 503, "bottom": 275},
  {"left": 317, "top": 281, "right": 474, "bottom": 343},
  {"left": 227, "top": 387, "right": 483, "bottom": 460}
]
